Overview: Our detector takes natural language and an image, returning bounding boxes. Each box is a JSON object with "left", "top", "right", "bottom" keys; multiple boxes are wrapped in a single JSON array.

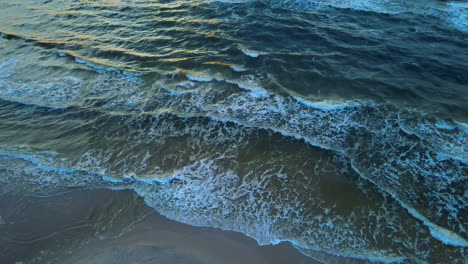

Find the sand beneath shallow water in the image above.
[
  {"left": 59, "top": 211, "right": 320, "bottom": 264},
  {"left": 0, "top": 189, "right": 319, "bottom": 264}
]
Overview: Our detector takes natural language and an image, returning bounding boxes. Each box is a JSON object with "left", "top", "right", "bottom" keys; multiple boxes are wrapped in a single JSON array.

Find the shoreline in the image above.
[{"left": 0, "top": 188, "right": 319, "bottom": 264}]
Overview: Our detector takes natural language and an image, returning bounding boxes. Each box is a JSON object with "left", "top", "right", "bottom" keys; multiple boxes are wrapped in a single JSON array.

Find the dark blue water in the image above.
[{"left": 0, "top": 0, "right": 467, "bottom": 263}]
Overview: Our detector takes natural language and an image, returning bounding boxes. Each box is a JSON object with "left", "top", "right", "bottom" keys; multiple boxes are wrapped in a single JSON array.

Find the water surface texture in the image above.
[{"left": 0, "top": 0, "right": 467, "bottom": 263}]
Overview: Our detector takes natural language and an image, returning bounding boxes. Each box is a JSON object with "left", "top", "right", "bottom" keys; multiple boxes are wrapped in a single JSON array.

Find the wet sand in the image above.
[{"left": 0, "top": 189, "right": 320, "bottom": 264}]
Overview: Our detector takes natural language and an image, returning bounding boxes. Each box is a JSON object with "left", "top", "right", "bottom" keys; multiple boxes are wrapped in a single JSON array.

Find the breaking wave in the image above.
[{"left": 1, "top": 55, "right": 467, "bottom": 263}]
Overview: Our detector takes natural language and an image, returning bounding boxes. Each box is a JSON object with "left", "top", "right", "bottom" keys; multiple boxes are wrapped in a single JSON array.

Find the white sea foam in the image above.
[
  {"left": 186, "top": 74, "right": 214, "bottom": 82},
  {"left": 241, "top": 48, "right": 260, "bottom": 58},
  {"left": 102, "top": 175, "right": 123, "bottom": 183},
  {"left": 225, "top": 79, "right": 268, "bottom": 98},
  {"left": 435, "top": 120, "right": 456, "bottom": 130},
  {"left": 445, "top": 2, "right": 468, "bottom": 32},
  {"left": 292, "top": 95, "right": 355, "bottom": 110},
  {"left": 230, "top": 65, "right": 246, "bottom": 72},
  {"left": 429, "top": 225, "right": 468, "bottom": 248},
  {"left": 184, "top": 72, "right": 269, "bottom": 98}
]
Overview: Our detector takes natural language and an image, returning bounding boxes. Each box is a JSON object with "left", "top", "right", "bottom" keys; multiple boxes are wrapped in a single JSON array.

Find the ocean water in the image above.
[{"left": 0, "top": 0, "right": 467, "bottom": 263}]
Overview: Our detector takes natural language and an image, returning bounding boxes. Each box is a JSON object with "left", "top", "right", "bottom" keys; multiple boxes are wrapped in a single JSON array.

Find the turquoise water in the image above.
[{"left": 0, "top": 0, "right": 467, "bottom": 263}]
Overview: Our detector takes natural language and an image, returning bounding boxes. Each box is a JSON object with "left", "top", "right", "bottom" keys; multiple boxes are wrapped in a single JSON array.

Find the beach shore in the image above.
[{"left": 0, "top": 189, "right": 319, "bottom": 264}]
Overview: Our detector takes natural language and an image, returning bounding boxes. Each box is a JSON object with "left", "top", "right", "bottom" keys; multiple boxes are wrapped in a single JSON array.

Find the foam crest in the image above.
[
  {"left": 292, "top": 95, "right": 358, "bottom": 110},
  {"left": 225, "top": 78, "right": 268, "bottom": 98},
  {"left": 241, "top": 48, "right": 260, "bottom": 58},
  {"left": 186, "top": 74, "right": 214, "bottom": 82}
]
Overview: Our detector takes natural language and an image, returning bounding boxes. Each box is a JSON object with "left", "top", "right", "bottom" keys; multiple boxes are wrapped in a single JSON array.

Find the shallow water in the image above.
[{"left": 0, "top": 0, "right": 467, "bottom": 263}]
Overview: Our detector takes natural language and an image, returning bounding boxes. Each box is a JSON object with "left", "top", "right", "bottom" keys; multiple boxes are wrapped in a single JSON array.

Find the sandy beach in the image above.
[{"left": 0, "top": 189, "right": 319, "bottom": 264}]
